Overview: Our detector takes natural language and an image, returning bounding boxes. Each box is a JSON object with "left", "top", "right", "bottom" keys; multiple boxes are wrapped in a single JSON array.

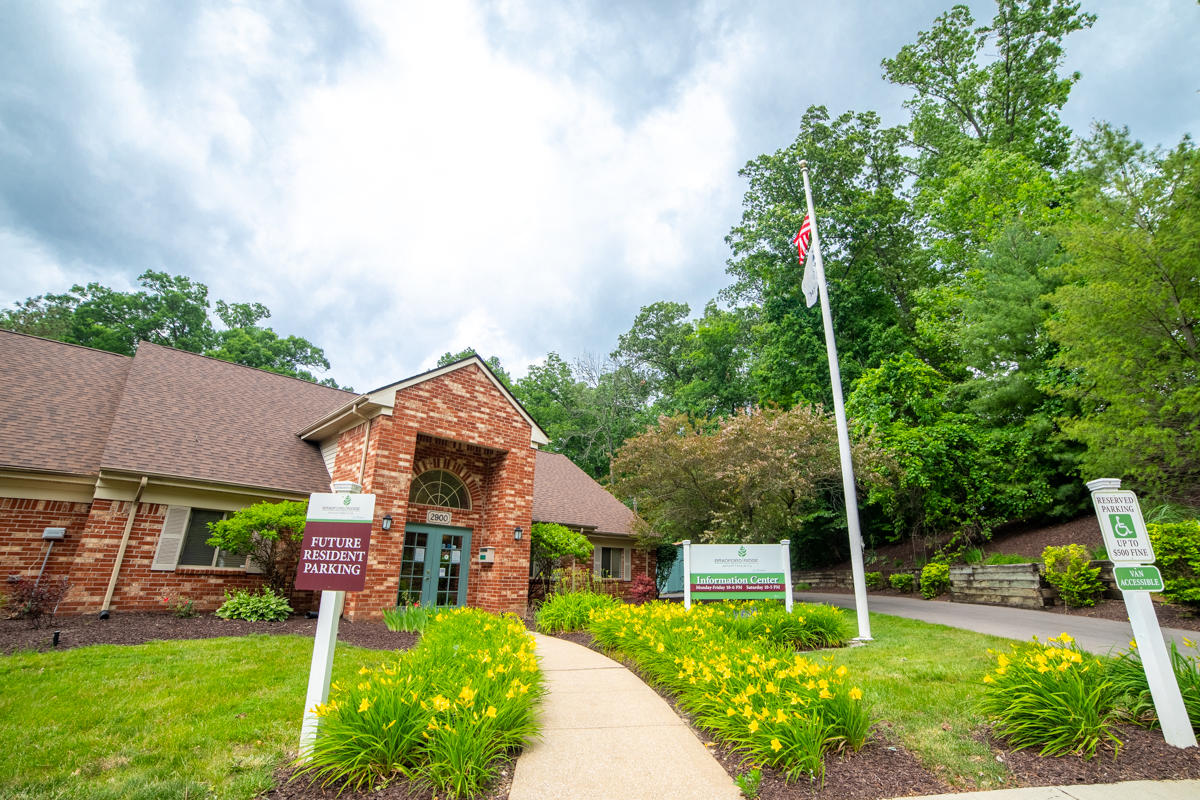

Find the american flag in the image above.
[{"left": 792, "top": 215, "right": 812, "bottom": 264}]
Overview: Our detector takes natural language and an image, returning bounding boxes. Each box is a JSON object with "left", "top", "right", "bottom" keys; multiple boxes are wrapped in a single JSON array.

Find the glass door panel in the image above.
[{"left": 397, "top": 524, "right": 470, "bottom": 608}]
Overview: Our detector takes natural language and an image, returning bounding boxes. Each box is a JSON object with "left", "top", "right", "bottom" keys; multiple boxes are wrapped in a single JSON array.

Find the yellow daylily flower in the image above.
[{"left": 770, "top": 738, "right": 782, "bottom": 752}]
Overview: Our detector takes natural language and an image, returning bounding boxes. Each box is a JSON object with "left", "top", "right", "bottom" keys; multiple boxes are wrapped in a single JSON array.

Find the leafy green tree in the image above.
[
  {"left": 724, "top": 106, "right": 932, "bottom": 408},
  {"left": 513, "top": 352, "right": 653, "bottom": 481},
  {"left": 437, "top": 347, "right": 514, "bottom": 389},
  {"left": 848, "top": 352, "right": 1057, "bottom": 549},
  {"left": 1, "top": 271, "right": 344, "bottom": 386},
  {"left": 206, "top": 500, "right": 308, "bottom": 594},
  {"left": 612, "top": 301, "right": 693, "bottom": 400},
  {"left": 611, "top": 406, "right": 890, "bottom": 561},
  {"left": 1049, "top": 126, "right": 1200, "bottom": 504},
  {"left": 529, "top": 522, "right": 594, "bottom": 579},
  {"left": 882, "top": 0, "right": 1095, "bottom": 180}
]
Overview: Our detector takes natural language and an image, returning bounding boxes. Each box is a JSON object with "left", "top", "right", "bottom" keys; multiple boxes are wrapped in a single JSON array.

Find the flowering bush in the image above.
[
  {"left": 160, "top": 594, "right": 196, "bottom": 618},
  {"left": 588, "top": 601, "right": 867, "bottom": 783},
  {"left": 705, "top": 600, "right": 848, "bottom": 650},
  {"left": 296, "top": 608, "right": 544, "bottom": 796},
  {"left": 980, "top": 633, "right": 1123, "bottom": 758},
  {"left": 1109, "top": 636, "right": 1200, "bottom": 732}
]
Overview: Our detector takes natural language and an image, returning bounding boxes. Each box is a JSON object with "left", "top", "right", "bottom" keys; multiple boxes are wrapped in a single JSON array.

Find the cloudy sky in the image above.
[{"left": 2, "top": 0, "right": 1196, "bottom": 391}]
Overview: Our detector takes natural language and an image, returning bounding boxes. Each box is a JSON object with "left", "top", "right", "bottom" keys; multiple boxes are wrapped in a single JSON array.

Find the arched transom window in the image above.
[{"left": 409, "top": 469, "right": 471, "bottom": 509}]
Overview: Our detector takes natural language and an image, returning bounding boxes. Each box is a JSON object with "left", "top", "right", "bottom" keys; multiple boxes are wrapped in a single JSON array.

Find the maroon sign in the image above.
[{"left": 295, "top": 521, "right": 372, "bottom": 591}]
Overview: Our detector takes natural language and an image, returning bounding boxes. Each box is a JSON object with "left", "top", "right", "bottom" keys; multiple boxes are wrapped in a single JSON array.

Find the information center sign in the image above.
[
  {"left": 295, "top": 492, "right": 376, "bottom": 592},
  {"left": 684, "top": 541, "right": 793, "bottom": 610}
]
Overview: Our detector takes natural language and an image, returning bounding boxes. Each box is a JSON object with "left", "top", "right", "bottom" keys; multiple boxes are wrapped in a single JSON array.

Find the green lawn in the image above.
[
  {"left": 824, "top": 613, "right": 1018, "bottom": 790},
  {"left": 0, "top": 635, "right": 386, "bottom": 800},
  {"left": 0, "top": 613, "right": 1052, "bottom": 798}
]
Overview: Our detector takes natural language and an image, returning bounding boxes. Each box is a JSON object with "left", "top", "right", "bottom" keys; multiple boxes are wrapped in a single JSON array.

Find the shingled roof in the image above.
[
  {"left": 99, "top": 343, "right": 353, "bottom": 493},
  {"left": 0, "top": 331, "right": 132, "bottom": 476},
  {"left": 532, "top": 450, "right": 636, "bottom": 536}
]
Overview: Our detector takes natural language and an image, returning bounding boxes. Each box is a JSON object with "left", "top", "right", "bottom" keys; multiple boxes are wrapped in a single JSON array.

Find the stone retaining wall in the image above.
[{"left": 795, "top": 560, "right": 1120, "bottom": 610}]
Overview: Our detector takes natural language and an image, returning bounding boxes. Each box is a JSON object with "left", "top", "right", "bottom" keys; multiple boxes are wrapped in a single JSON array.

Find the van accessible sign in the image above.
[
  {"left": 683, "top": 540, "right": 793, "bottom": 611},
  {"left": 295, "top": 492, "right": 375, "bottom": 592}
]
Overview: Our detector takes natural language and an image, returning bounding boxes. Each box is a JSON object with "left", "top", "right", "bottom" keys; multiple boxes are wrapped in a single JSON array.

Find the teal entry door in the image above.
[{"left": 396, "top": 524, "right": 472, "bottom": 607}]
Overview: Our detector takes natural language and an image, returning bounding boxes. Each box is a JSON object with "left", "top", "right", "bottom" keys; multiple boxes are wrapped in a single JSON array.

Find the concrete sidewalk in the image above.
[
  {"left": 801, "top": 591, "right": 1197, "bottom": 656},
  {"left": 892, "top": 779, "right": 1200, "bottom": 800},
  {"left": 509, "top": 633, "right": 741, "bottom": 800},
  {"left": 509, "top": 633, "right": 1198, "bottom": 800}
]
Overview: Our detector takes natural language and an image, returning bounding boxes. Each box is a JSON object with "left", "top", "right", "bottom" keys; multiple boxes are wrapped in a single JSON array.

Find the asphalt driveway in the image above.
[{"left": 799, "top": 591, "right": 1195, "bottom": 656}]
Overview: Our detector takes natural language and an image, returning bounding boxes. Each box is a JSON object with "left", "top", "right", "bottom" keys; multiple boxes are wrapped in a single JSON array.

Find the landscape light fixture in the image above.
[
  {"left": 513, "top": 526, "right": 523, "bottom": 541},
  {"left": 381, "top": 514, "right": 393, "bottom": 531}
]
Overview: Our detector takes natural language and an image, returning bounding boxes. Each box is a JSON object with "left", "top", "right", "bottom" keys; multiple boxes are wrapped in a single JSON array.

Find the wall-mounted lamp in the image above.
[
  {"left": 513, "top": 526, "right": 523, "bottom": 541},
  {"left": 381, "top": 514, "right": 393, "bottom": 531}
]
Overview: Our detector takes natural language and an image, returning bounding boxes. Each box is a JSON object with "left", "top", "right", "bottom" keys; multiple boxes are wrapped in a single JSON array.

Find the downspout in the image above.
[
  {"left": 99, "top": 476, "right": 148, "bottom": 619},
  {"left": 351, "top": 400, "right": 372, "bottom": 486}
]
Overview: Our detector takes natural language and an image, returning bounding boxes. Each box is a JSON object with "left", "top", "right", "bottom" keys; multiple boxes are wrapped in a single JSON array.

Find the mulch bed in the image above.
[
  {"left": 555, "top": 631, "right": 1200, "bottom": 800},
  {"left": 0, "top": 611, "right": 417, "bottom": 655}
]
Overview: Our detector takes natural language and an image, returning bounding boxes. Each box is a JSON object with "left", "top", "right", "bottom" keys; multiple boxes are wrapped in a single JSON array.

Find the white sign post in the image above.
[
  {"left": 1086, "top": 478, "right": 1196, "bottom": 749},
  {"left": 297, "top": 483, "right": 376, "bottom": 760}
]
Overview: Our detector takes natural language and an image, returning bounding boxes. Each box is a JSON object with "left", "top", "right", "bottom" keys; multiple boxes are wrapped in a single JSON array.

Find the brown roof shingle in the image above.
[
  {"left": 0, "top": 331, "right": 136, "bottom": 474},
  {"left": 98, "top": 343, "right": 354, "bottom": 493},
  {"left": 532, "top": 450, "right": 637, "bottom": 536},
  {"left": 0, "top": 331, "right": 133, "bottom": 476}
]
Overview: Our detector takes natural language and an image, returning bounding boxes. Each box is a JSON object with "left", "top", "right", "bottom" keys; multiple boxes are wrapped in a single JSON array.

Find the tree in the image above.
[
  {"left": 437, "top": 347, "right": 514, "bottom": 389},
  {"left": 206, "top": 500, "right": 308, "bottom": 594},
  {"left": 0, "top": 270, "right": 345, "bottom": 386},
  {"left": 848, "top": 352, "right": 1059, "bottom": 550},
  {"left": 529, "top": 522, "right": 594, "bottom": 579},
  {"left": 611, "top": 406, "right": 890, "bottom": 561},
  {"left": 1049, "top": 126, "right": 1200, "bottom": 504},
  {"left": 723, "top": 106, "right": 933, "bottom": 408},
  {"left": 882, "top": 0, "right": 1095, "bottom": 180}
]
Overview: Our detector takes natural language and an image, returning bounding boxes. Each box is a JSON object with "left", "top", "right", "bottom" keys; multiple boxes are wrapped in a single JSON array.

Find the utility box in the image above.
[
  {"left": 42, "top": 527, "right": 66, "bottom": 540},
  {"left": 478, "top": 547, "right": 495, "bottom": 563}
]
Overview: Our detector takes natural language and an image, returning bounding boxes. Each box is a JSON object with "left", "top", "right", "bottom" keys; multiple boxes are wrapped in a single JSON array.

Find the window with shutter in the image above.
[{"left": 150, "top": 506, "right": 191, "bottom": 571}]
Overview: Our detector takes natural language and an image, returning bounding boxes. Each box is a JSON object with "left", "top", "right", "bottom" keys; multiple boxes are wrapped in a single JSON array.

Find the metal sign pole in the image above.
[{"left": 682, "top": 540, "right": 692, "bottom": 610}]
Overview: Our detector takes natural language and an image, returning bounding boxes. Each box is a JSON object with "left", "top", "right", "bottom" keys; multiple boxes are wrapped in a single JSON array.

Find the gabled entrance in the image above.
[{"left": 396, "top": 523, "right": 472, "bottom": 607}]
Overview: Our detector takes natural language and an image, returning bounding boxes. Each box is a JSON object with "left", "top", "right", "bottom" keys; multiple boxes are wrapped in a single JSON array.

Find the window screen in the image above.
[{"left": 177, "top": 509, "right": 245, "bottom": 568}]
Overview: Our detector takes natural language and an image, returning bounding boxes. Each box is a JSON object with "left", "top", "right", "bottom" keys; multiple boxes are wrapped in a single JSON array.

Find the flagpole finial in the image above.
[{"left": 799, "top": 159, "right": 808, "bottom": 170}]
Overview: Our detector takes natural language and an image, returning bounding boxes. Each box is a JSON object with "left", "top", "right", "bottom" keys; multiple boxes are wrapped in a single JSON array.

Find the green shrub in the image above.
[
  {"left": 214, "top": 586, "right": 292, "bottom": 621},
  {"left": 962, "top": 547, "right": 984, "bottom": 565},
  {"left": 295, "top": 608, "right": 543, "bottom": 796},
  {"left": 984, "top": 553, "right": 1032, "bottom": 565},
  {"left": 864, "top": 571, "right": 884, "bottom": 590},
  {"left": 1147, "top": 521, "right": 1200, "bottom": 606},
  {"left": 383, "top": 603, "right": 435, "bottom": 633},
  {"left": 920, "top": 563, "right": 950, "bottom": 599},
  {"left": 705, "top": 600, "right": 848, "bottom": 649},
  {"left": 1109, "top": 638, "right": 1200, "bottom": 732},
  {"left": 980, "top": 634, "right": 1123, "bottom": 758},
  {"left": 1042, "top": 544, "right": 1104, "bottom": 608},
  {"left": 889, "top": 573, "right": 914, "bottom": 593},
  {"left": 535, "top": 592, "right": 620, "bottom": 633}
]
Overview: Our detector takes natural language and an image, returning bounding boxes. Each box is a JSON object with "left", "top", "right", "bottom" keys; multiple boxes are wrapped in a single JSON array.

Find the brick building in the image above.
[{"left": 0, "top": 330, "right": 652, "bottom": 619}]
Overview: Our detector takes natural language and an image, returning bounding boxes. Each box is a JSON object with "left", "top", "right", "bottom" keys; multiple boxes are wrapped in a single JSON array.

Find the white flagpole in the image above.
[{"left": 799, "top": 159, "right": 872, "bottom": 642}]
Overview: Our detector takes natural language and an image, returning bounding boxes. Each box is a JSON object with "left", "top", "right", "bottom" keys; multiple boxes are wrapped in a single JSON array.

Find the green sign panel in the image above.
[
  {"left": 689, "top": 572, "right": 786, "bottom": 600},
  {"left": 1113, "top": 565, "right": 1164, "bottom": 593}
]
